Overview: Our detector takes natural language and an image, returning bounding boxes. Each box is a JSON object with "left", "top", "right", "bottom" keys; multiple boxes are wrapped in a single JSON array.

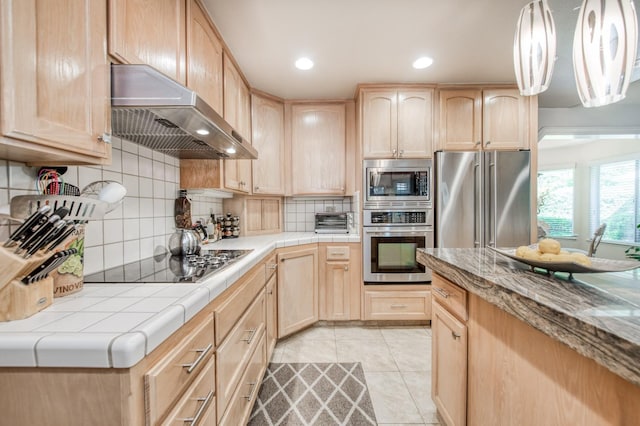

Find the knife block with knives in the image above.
[{"left": 0, "top": 195, "right": 108, "bottom": 321}]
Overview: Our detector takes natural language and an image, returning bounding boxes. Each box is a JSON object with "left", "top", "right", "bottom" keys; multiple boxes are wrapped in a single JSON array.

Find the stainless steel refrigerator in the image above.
[{"left": 435, "top": 150, "right": 531, "bottom": 248}]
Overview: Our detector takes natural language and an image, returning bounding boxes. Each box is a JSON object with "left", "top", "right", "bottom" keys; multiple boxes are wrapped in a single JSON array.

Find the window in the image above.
[
  {"left": 590, "top": 159, "right": 640, "bottom": 244},
  {"left": 537, "top": 168, "right": 574, "bottom": 237}
]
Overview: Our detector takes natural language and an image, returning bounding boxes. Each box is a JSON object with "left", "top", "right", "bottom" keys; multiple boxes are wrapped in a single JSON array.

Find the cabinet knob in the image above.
[
  {"left": 255, "top": 186, "right": 260, "bottom": 191},
  {"left": 452, "top": 331, "right": 461, "bottom": 340},
  {"left": 474, "top": 141, "right": 482, "bottom": 146},
  {"left": 485, "top": 140, "right": 491, "bottom": 146},
  {"left": 399, "top": 149, "right": 404, "bottom": 157},
  {"left": 344, "top": 266, "right": 349, "bottom": 271}
]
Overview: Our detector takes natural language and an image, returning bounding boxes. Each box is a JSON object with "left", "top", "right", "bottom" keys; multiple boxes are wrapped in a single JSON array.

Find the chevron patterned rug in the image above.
[{"left": 248, "top": 362, "right": 377, "bottom": 425}]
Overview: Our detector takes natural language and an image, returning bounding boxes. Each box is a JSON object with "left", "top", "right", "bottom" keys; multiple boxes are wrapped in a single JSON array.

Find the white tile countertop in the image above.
[{"left": 0, "top": 232, "right": 359, "bottom": 369}]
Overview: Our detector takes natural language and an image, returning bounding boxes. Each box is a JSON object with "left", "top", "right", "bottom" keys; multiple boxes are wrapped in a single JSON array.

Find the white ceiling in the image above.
[{"left": 202, "top": 0, "right": 640, "bottom": 108}]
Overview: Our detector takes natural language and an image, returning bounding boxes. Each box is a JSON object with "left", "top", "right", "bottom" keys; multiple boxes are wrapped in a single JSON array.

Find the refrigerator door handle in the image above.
[
  {"left": 474, "top": 158, "right": 481, "bottom": 248},
  {"left": 488, "top": 157, "right": 497, "bottom": 247}
]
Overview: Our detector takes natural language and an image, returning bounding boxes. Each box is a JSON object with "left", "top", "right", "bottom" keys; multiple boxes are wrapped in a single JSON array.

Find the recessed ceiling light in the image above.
[
  {"left": 295, "top": 57, "right": 314, "bottom": 70},
  {"left": 196, "top": 129, "right": 209, "bottom": 136},
  {"left": 226, "top": 147, "right": 236, "bottom": 154},
  {"left": 413, "top": 56, "right": 433, "bottom": 69}
]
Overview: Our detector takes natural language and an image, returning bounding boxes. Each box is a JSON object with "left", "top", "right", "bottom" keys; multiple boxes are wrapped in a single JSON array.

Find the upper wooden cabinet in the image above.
[
  {"left": 186, "top": 0, "right": 223, "bottom": 114},
  {"left": 0, "top": 0, "right": 111, "bottom": 165},
  {"left": 438, "top": 88, "right": 529, "bottom": 151},
  {"left": 290, "top": 103, "right": 346, "bottom": 195},
  {"left": 109, "top": 0, "right": 186, "bottom": 83},
  {"left": 251, "top": 94, "right": 285, "bottom": 195},
  {"left": 223, "top": 54, "right": 252, "bottom": 193},
  {"left": 361, "top": 87, "right": 434, "bottom": 159}
]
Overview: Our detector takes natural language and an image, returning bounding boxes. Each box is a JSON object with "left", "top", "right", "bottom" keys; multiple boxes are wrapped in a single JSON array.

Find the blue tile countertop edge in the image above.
[
  {"left": 418, "top": 247, "right": 640, "bottom": 388},
  {"left": 0, "top": 232, "right": 360, "bottom": 369}
]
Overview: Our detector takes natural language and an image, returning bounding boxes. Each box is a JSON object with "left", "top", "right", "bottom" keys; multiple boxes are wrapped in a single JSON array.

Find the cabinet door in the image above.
[
  {"left": 223, "top": 56, "right": 251, "bottom": 193},
  {"left": 261, "top": 199, "right": 281, "bottom": 233},
  {"left": 251, "top": 94, "right": 285, "bottom": 195},
  {"left": 186, "top": 0, "right": 223, "bottom": 114},
  {"left": 482, "top": 89, "right": 528, "bottom": 150},
  {"left": 432, "top": 300, "right": 467, "bottom": 426},
  {"left": 362, "top": 90, "right": 397, "bottom": 158},
  {"left": 277, "top": 246, "right": 318, "bottom": 337},
  {"left": 265, "top": 274, "right": 277, "bottom": 358},
  {"left": 290, "top": 103, "right": 346, "bottom": 195},
  {"left": 323, "top": 261, "right": 351, "bottom": 321},
  {"left": 109, "top": 0, "right": 186, "bottom": 83},
  {"left": 397, "top": 89, "right": 434, "bottom": 158},
  {"left": 438, "top": 89, "right": 482, "bottom": 151},
  {"left": 1, "top": 0, "right": 110, "bottom": 164}
]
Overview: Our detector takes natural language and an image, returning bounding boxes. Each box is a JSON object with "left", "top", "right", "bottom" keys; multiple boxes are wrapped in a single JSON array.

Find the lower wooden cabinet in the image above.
[
  {"left": 319, "top": 243, "right": 361, "bottom": 321},
  {"left": 145, "top": 314, "right": 215, "bottom": 425},
  {"left": 161, "top": 356, "right": 216, "bottom": 425},
  {"left": 216, "top": 290, "right": 265, "bottom": 422},
  {"left": 219, "top": 332, "right": 266, "bottom": 426},
  {"left": 432, "top": 300, "right": 467, "bottom": 426},
  {"left": 363, "top": 285, "right": 431, "bottom": 320},
  {"left": 265, "top": 273, "right": 278, "bottom": 358},
  {"left": 277, "top": 245, "right": 318, "bottom": 337}
]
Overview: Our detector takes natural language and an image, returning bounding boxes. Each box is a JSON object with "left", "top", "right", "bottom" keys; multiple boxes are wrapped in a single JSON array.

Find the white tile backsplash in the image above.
[
  {"left": 284, "top": 197, "right": 354, "bottom": 232},
  {"left": 0, "top": 143, "right": 226, "bottom": 276}
]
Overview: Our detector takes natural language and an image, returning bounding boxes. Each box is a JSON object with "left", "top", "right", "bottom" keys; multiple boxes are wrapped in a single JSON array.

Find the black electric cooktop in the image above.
[{"left": 84, "top": 249, "right": 252, "bottom": 283}]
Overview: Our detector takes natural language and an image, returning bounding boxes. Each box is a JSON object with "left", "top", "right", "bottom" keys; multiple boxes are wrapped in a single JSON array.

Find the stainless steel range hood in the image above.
[{"left": 111, "top": 64, "right": 258, "bottom": 160}]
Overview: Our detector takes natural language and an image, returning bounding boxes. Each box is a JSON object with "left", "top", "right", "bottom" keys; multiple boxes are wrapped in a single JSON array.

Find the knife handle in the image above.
[
  {"left": 46, "top": 224, "right": 77, "bottom": 252},
  {"left": 4, "top": 205, "right": 51, "bottom": 247}
]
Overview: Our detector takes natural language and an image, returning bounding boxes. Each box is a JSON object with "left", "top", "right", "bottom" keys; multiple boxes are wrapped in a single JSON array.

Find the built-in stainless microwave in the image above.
[{"left": 363, "top": 159, "right": 432, "bottom": 209}]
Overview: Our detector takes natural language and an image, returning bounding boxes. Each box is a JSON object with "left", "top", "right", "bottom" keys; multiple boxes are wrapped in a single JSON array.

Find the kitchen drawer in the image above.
[
  {"left": 265, "top": 252, "right": 277, "bottom": 281},
  {"left": 219, "top": 332, "right": 266, "bottom": 426},
  {"left": 215, "top": 263, "right": 265, "bottom": 346},
  {"left": 145, "top": 314, "right": 214, "bottom": 425},
  {"left": 161, "top": 356, "right": 216, "bottom": 426},
  {"left": 432, "top": 274, "right": 468, "bottom": 321},
  {"left": 216, "top": 290, "right": 266, "bottom": 421},
  {"left": 364, "top": 289, "right": 431, "bottom": 320},
  {"left": 326, "top": 245, "right": 350, "bottom": 261}
]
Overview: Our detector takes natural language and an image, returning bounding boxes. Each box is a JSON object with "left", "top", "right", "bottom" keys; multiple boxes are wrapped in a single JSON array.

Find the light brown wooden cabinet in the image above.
[
  {"left": 363, "top": 284, "right": 431, "bottom": 320},
  {"left": 289, "top": 103, "right": 347, "bottom": 195},
  {"left": 319, "top": 244, "right": 362, "bottom": 321},
  {"left": 431, "top": 273, "right": 468, "bottom": 426},
  {"left": 265, "top": 272, "right": 278, "bottom": 358},
  {"left": 438, "top": 88, "right": 529, "bottom": 151},
  {"left": 223, "top": 196, "right": 282, "bottom": 236},
  {"left": 0, "top": 0, "right": 111, "bottom": 165},
  {"left": 109, "top": 0, "right": 186, "bottom": 84},
  {"left": 186, "top": 0, "right": 223, "bottom": 115},
  {"left": 277, "top": 245, "right": 318, "bottom": 338},
  {"left": 361, "top": 87, "right": 434, "bottom": 159},
  {"left": 251, "top": 93, "right": 285, "bottom": 195},
  {"left": 223, "top": 54, "right": 252, "bottom": 194}
]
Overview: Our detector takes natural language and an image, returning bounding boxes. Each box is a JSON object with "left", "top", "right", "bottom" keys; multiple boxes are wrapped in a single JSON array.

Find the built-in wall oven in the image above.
[{"left": 363, "top": 209, "right": 434, "bottom": 284}]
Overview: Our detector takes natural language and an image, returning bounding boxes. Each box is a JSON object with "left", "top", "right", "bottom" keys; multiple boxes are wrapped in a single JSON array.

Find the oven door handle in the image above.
[{"left": 364, "top": 229, "right": 432, "bottom": 236}]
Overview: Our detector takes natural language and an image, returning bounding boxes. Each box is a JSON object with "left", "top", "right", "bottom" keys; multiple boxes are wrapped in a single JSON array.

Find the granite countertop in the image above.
[
  {"left": 418, "top": 247, "right": 640, "bottom": 387},
  {"left": 0, "top": 232, "right": 359, "bottom": 369}
]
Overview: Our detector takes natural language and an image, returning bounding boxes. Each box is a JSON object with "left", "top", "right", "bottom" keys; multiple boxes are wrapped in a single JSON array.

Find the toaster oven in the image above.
[{"left": 314, "top": 212, "right": 351, "bottom": 234}]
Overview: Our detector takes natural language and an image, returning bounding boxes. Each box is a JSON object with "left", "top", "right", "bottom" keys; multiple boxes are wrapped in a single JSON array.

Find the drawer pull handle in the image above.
[
  {"left": 268, "top": 264, "right": 278, "bottom": 270},
  {"left": 390, "top": 304, "right": 408, "bottom": 309},
  {"left": 433, "top": 287, "right": 450, "bottom": 298},
  {"left": 242, "top": 329, "right": 257, "bottom": 344},
  {"left": 182, "top": 343, "right": 213, "bottom": 374},
  {"left": 244, "top": 382, "right": 257, "bottom": 401},
  {"left": 182, "top": 390, "right": 214, "bottom": 425},
  {"left": 452, "top": 331, "right": 461, "bottom": 340}
]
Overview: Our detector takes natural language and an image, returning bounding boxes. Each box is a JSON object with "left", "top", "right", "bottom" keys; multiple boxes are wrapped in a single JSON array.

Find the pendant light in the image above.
[
  {"left": 573, "top": 0, "right": 638, "bottom": 107},
  {"left": 514, "top": 0, "right": 557, "bottom": 96}
]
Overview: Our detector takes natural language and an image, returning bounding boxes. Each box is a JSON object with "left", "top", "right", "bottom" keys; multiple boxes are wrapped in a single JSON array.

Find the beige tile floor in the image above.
[{"left": 269, "top": 325, "right": 440, "bottom": 425}]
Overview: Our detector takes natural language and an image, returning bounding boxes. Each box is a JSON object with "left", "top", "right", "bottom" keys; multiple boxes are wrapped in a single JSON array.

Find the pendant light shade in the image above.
[
  {"left": 573, "top": 0, "right": 638, "bottom": 107},
  {"left": 514, "top": 0, "right": 557, "bottom": 96}
]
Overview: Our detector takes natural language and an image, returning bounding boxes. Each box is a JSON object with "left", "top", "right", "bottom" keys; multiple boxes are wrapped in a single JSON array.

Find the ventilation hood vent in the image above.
[{"left": 111, "top": 64, "right": 258, "bottom": 160}]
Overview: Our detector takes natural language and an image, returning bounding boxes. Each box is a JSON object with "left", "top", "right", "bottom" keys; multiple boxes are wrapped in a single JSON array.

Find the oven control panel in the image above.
[{"left": 364, "top": 210, "right": 433, "bottom": 226}]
